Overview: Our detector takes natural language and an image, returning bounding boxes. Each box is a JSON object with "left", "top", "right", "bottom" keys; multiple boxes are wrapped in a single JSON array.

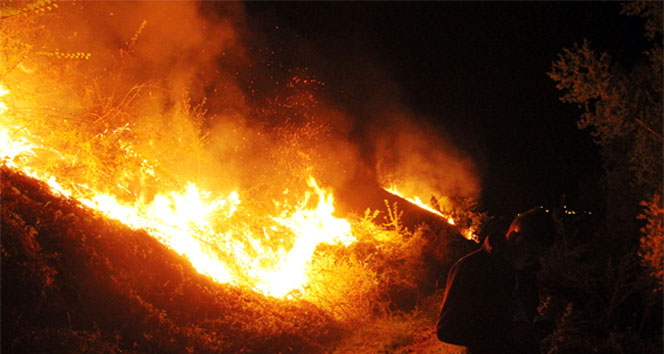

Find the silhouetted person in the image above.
[{"left": 437, "top": 207, "right": 556, "bottom": 354}]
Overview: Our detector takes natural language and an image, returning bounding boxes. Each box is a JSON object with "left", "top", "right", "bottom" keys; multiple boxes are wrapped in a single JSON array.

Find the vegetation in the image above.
[
  {"left": 1, "top": 165, "right": 343, "bottom": 353},
  {"left": 548, "top": 2, "right": 662, "bottom": 245},
  {"left": 1, "top": 164, "right": 475, "bottom": 353},
  {"left": 1, "top": 1, "right": 661, "bottom": 353},
  {"left": 543, "top": 2, "right": 663, "bottom": 352},
  {"left": 0, "top": 4, "right": 476, "bottom": 352}
]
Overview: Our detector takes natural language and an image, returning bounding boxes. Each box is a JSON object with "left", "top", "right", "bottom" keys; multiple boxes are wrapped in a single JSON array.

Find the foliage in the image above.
[
  {"left": 302, "top": 202, "right": 469, "bottom": 324},
  {"left": 548, "top": 14, "right": 662, "bottom": 196},
  {"left": 303, "top": 245, "right": 380, "bottom": 323},
  {"left": 330, "top": 295, "right": 464, "bottom": 354},
  {"left": 538, "top": 209, "right": 662, "bottom": 354},
  {"left": 637, "top": 193, "right": 663, "bottom": 292},
  {"left": 547, "top": 1, "right": 662, "bottom": 262},
  {"left": 548, "top": 0, "right": 662, "bottom": 286},
  {"left": 383, "top": 200, "right": 407, "bottom": 235},
  {"left": 621, "top": 1, "right": 663, "bottom": 41},
  {"left": 541, "top": 26, "right": 664, "bottom": 339}
]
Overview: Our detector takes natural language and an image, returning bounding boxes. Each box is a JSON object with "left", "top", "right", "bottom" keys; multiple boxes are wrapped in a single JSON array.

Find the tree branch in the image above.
[{"left": 635, "top": 118, "right": 663, "bottom": 140}]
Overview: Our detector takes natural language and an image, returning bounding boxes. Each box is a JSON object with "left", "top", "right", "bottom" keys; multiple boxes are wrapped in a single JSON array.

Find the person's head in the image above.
[{"left": 504, "top": 207, "right": 557, "bottom": 270}]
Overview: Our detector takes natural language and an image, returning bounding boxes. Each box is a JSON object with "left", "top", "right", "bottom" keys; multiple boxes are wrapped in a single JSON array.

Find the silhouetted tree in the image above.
[
  {"left": 544, "top": 6, "right": 662, "bottom": 352},
  {"left": 548, "top": 2, "right": 662, "bottom": 259}
]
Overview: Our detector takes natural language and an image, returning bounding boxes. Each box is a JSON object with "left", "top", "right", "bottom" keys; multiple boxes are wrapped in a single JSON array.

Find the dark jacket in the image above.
[{"left": 437, "top": 238, "right": 541, "bottom": 354}]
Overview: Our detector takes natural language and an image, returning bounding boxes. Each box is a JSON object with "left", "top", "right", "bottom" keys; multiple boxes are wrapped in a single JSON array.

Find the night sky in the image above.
[{"left": 244, "top": 2, "right": 649, "bottom": 217}]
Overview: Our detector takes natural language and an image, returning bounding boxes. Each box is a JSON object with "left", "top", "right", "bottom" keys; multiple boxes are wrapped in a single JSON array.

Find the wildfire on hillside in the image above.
[
  {"left": 1, "top": 78, "right": 354, "bottom": 297},
  {"left": 0, "top": 1, "right": 479, "bottom": 299}
]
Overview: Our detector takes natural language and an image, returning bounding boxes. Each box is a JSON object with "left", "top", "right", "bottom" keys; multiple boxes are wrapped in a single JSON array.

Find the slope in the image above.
[{"left": 1, "top": 165, "right": 343, "bottom": 353}]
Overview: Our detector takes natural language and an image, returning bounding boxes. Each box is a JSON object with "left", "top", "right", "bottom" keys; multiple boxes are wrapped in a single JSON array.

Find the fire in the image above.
[
  {"left": 0, "top": 80, "right": 355, "bottom": 297},
  {"left": 256, "top": 176, "right": 354, "bottom": 296},
  {"left": 80, "top": 184, "right": 238, "bottom": 284},
  {"left": 384, "top": 184, "right": 454, "bottom": 222},
  {"left": 0, "top": 1, "right": 478, "bottom": 301},
  {"left": 0, "top": 86, "right": 8, "bottom": 113},
  {"left": 383, "top": 184, "right": 477, "bottom": 241}
]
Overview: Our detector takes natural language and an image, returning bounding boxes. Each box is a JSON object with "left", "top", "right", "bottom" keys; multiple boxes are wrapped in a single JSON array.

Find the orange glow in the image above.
[
  {"left": 383, "top": 184, "right": 477, "bottom": 241},
  {"left": 384, "top": 184, "right": 453, "bottom": 222},
  {"left": 0, "top": 1, "right": 479, "bottom": 300},
  {"left": 81, "top": 185, "right": 237, "bottom": 284},
  {"left": 256, "top": 177, "right": 354, "bottom": 296},
  {"left": 0, "top": 80, "right": 356, "bottom": 297}
]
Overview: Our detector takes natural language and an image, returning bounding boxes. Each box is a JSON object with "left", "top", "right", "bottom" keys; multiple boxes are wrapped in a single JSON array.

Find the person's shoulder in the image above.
[
  {"left": 450, "top": 248, "right": 487, "bottom": 275},
  {"left": 457, "top": 248, "right": 487, "bottom": 265}
]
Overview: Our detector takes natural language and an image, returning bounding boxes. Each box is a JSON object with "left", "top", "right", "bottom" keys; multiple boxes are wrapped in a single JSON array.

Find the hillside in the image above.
[
  {"left": 1, "top": 165, "right": 471, "bottom": 353},
  {"left": 2, "top": 165, "right": 343, "bottom": 353}
]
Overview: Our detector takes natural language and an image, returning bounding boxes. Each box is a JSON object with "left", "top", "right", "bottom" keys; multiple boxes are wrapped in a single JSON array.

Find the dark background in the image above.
[{"left": 244, "top": 2, "right": 648, "bottom": 217}]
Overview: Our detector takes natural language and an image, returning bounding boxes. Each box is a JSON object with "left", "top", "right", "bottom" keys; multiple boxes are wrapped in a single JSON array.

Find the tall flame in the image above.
[{"left": 257, "top": 177, "right": 353, "bottom": 296}]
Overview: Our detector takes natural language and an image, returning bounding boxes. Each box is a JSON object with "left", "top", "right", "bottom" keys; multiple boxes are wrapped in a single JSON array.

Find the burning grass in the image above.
[
  {"left": 1, "top": 165, "right": 343, "bottom": 353},
  {"left": 1, "top": 165, "right": 471, "bottom": 353}
]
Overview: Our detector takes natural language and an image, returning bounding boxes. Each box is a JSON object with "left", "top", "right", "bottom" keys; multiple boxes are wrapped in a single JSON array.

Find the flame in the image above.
[
  {"left": 257, "top": 177, "right": 354, "bottom": 296},
  {"left": 383, "top": 184, "right": 476, "bottom": 241},
  {"left": 1, "top": 1, "right": 478, "bottom": 300},
  {"left": 82, "top": 185, "right": 238, "bottom": 284},
  {"left": 0, "top": 86, "right": 8, "bottom": 113},
  {"left": 0, "top": 81, "right": 357, "bottom": 297},
  {"left": 384, "top": 184, "right": 453, "bottom": 222}
]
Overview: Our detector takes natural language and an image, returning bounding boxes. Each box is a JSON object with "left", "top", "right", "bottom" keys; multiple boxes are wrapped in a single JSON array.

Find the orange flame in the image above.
[
  {"left": 384, "top": 184, "right": 453, "bottom": 222},
  {"left": 383, "top": 184, "right": 476, "bottom": 241},
  {"left": 0, "top": 82, "right": 357, "bottom": 297}
]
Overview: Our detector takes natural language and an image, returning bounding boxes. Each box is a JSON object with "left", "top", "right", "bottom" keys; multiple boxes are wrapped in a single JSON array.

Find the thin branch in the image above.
[{"left": 635, "top": 118, "right": 663, "bottom": 140}]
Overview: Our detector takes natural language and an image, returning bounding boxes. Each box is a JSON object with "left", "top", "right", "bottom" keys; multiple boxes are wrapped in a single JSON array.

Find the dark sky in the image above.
[{"left": 244, "top": 2, "right": 649, "bottom": 217}]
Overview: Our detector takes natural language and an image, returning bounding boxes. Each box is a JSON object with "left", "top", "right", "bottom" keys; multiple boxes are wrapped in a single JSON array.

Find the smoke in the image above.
[
  {"left": 372, "top": 111, "right": 481, "bottom": 200},
  {"left": 49, "top": 1, "right": 245, "bottom": 98},
  {"left": 14, "top": 1, "right": 257, "bottom": 195},
  {"left": 13, "top": 1, "right": 479, "bottom": 206},
  {"left": 233, "top": 8, "right": 482, "bottom": 202}
]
